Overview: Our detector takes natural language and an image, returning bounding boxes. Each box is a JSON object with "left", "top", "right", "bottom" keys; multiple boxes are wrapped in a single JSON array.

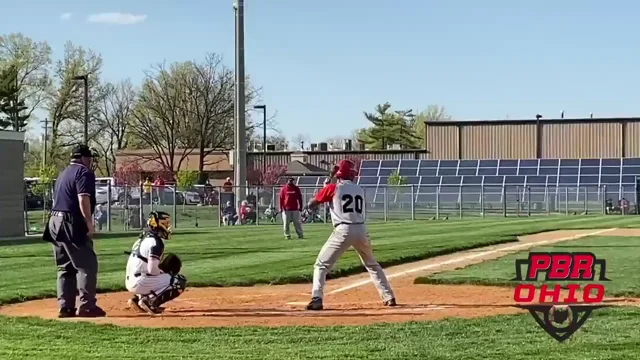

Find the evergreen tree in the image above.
[
  {"left": 0, "top": 65, "right": 29, "bottom": 131},
  {"left": 358, "top": 102, "right": 422, "bottom": 149}
]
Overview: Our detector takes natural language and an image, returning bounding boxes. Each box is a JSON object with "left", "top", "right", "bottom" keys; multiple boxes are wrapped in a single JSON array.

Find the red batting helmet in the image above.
[{"left": 334, "top": 159, "right": 357, "bottom": 180}]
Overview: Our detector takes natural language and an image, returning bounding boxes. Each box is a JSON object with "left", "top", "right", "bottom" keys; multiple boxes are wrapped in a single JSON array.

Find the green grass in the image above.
[
  {"left": 3, "top": 216, "right": 640, "bottom": 359},
  {"left": 2, "top": 308, "right": 640, "bottom": 359},
  {"left": 415, "top": 235, "right": 640, "bottom": 297}
]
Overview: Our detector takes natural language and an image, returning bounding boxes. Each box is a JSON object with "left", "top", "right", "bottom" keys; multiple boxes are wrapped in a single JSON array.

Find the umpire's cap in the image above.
[{"left": 71, "top": 144, "right": 97, "bottom": 159}]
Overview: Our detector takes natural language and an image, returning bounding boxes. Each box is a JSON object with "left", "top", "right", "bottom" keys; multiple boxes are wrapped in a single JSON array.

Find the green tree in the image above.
[
  {"left": 358, "top": 103, "right": 422, "bottom": 150},
  {"left": 0, "top": 33, "right": 53, "bottom": 129},
  {"left": 0, "top": 65, "right": 29, "bottom": 130},
  {"left": 175, "top": 170, "right": 199, "bottom": 210},
  {"left": 46, "top": 41, "right": 104, "bottom": 165},
  {"left": 387, "top": 170, "right": 407, "bottom": 185}
]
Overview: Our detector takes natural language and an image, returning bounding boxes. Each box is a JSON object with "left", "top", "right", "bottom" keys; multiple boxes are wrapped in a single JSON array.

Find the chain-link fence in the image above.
[{"left": 23, "top": 182, "right": 637, "bottom": 235}]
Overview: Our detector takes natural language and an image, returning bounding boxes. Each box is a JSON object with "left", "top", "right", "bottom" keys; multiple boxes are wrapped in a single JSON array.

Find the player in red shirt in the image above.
[{"left": 304, "top": 159, "right": 396, "bottom": 310}]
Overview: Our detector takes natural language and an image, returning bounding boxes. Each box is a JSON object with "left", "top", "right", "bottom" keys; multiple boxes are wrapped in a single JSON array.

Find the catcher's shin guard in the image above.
[{"left": 150, "top": 274, "right": 187, "bottom": 308}]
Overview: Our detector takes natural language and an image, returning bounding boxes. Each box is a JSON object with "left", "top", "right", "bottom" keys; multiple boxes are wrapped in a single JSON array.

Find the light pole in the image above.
[
  {"left": 233, "top": 0, "right": 247, "bottom": 205},
  {"left": 253, "top": 104, "right": 267, "bottom": 183},
  {"left": 72, "top": 74, "right": 89, "bottom": 145}
]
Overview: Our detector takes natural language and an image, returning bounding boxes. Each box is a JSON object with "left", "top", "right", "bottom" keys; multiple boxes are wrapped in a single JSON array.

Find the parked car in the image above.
[{"left": 25, "top": 191, "right": 52, "bottom": 210}]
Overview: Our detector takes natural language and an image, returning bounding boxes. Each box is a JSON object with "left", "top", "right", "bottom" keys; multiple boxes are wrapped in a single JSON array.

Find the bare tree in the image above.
[
  {"left": 414, "top": 105, "right": 452, "bottom": 138},
  {"left": 92, "top": 79, "right": 137, "bottom": 176},
  {"left": 290, "top": 133, "right": 310, "bottom": 150},
  {"left": 0, "top": 33, "right": 52, "bottom": 131},
  {"left": 178, "top": 53, "right": 267, "bottom": 182},
  {"left": 129, "top": 61, "right": 197, "bottom": 174},
  {"left": 45, "top": 41, "right": 103, "bottom": 165}
]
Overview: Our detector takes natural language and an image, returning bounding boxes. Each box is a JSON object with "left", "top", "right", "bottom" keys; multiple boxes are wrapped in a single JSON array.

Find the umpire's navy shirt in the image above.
[{"left": 52, "top": 162, "right": 96, "bottom": 217}]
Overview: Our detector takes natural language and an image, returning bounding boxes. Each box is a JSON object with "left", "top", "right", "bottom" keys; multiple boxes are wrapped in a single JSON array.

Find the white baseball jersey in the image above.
[
  {"left": 126, "top": 235, "right": 165, "bottom": 279},
  {"left": 314, "top": 180, "right": 365, "bottom": 226}
]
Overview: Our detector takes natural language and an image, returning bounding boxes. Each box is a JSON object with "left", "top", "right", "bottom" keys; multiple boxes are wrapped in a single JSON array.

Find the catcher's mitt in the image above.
[{"left": 159, "top": 253, "right": 182, "bottom": 275}]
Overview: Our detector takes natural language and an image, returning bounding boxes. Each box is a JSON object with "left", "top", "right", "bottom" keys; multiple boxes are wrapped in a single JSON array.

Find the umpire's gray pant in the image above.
[
  {"left": 49, "top": 216, "right": 98, "bottom": 312},
  {"left": 282, "top": 210, "right": 303, "bottom": 238}
]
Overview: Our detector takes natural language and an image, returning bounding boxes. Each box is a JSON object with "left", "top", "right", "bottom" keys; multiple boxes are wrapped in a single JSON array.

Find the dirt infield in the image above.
[{"left": 2, "top": 228, "right": 638, "bottom": 328}]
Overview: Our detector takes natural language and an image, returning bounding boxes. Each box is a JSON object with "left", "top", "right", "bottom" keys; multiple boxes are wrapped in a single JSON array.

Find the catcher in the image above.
[{"left": 124, "top": 211, "right": 187, "bottom": 315}]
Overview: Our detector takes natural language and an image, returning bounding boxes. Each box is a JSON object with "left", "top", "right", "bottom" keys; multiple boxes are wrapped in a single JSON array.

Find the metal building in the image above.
[
  {"left": 0, "top": 130, "right": 25, "bottom": 238},
  {"left": 424, "top": 117, "right": 640, "bottom": 160}
]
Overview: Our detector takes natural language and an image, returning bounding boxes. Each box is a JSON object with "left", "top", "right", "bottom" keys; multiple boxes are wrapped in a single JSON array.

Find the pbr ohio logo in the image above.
[{"left": 511, "top": 252, "right": 611, "bottom": 342}]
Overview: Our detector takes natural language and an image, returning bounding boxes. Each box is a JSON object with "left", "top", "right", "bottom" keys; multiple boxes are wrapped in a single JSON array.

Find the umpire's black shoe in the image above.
[
  {"left": 58, "top": 308, "right": 76, "bottom": 318},
  {"left": 306, "top": 297, "right": 323, "bottom": 311},
  {"left": 77, "top": 306, "right": 107, "bottom": 318},
  {"left": 383, "top": 298, "right": 397, "bottom": 307}
]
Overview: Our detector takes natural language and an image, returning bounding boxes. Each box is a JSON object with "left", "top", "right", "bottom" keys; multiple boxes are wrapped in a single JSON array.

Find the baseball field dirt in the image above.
[{"left": 2, "top": 228, "right": 639, "bottom": 327}]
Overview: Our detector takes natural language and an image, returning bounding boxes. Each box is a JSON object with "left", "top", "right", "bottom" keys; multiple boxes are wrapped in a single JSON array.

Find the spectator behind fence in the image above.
[
  {"left": 240, "top": 200, "right": 256, "bottom": 224},
  {"left": 153, "top": 176, "right": 165, "bottom": 205},
  {"left": 143, "top": 177, "right": 152, "bottom": 203},
  {"left": 279, "top": 177, "right": 304, "bottom": 240},
  {"left": 94, "top": 204, "right": 108, "bottom": 231},
  {"left": 222, "top": 201, "right": 238, "bottom": 226}
]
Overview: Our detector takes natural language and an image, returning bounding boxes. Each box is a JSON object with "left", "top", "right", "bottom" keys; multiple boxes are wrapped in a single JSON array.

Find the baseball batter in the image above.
[
  {"left": 125, "top": 211, "right": 187, "bottom": 315},
  {"left": 305, "top": 159, "right": 396, "bottom": 310}
]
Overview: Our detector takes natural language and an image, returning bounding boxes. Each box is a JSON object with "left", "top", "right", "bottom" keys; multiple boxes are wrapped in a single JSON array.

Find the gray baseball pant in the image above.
[
  {"left": 311, "top": 224, "right": 394, "bottom": 301},
  {"left": 49, "top": 215, "right": 99, "bottom": 312},
  {"left": 282, "top": 210, "right": 303, "bottom": 238}
]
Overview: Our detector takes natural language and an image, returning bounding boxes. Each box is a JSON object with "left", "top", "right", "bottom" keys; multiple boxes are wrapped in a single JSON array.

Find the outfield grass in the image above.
[
  {"left": 415, "top": 235, "right": 640, "bottom": 298},
  {"left": 2, "top": 216, "right": 640, "bottom": 359}
]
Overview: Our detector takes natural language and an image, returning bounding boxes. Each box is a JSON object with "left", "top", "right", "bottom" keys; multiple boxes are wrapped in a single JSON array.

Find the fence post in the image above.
[
  {"left": 172, "top": 186, "right": 177, "bottom": 228},
  {"left": 583, "top": 187, "right": 588, "bottom": 214},
  {"left": 107, "top": 184, "right": 112, "bottom": 232},
  {"left": 564, "top": 187, "right": 569, "bottom": 215},
  {"left": 502, "top": 186, "right": 507, "bottom": 217},
  {"left": 526, "top": 186, "right": 531, "bottom": 217},
  {"left": 218, "top": 186, "right": 222, "bottom": 227},
  {"left": 435, "top": 186, "right": 440, "bottom": 219},
  {"left": 255, "top": 186, "right": 260, "bottom": 225},
  {"left": 601, "top": 185, "right": 606, "bottom": 215},
  {"left": 545, "top": 186, "right": 550, "bottom": 215},
  {"left": 516, "top": 186, "right": 520, "bottom": 217},
  {"left": 362, "top": 186, "right": 369, "bottom": 223},
  {"left": 410, "top": 185, "right": 415, "bottom": 221},
  {"left": 459, "top": 185, "right": 463, "bottom": 219},
  {"left": 383, "top": 186, "right": 388, "bottom": 222},
  {"left": 480, "top": 185, "right": 485, "bottom": 218},
  {"left": 139, "top": 183, "right": 144, "bottom": 231}
]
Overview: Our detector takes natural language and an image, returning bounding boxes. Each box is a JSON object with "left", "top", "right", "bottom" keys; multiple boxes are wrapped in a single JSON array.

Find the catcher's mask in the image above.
[{"left": 147, "top": 211, "right": 172, "bottom": 240}]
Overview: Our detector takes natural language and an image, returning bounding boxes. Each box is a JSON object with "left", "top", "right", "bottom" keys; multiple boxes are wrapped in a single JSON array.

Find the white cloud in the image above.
[
  {"left": 60, "top": 13, "right": 72, "bottom": 21},
  {"left": 87, "top": 12, "right": 147, "bottom": 25}
]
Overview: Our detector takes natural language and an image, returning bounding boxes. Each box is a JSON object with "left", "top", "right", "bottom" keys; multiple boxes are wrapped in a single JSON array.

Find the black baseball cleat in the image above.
[
  {"left": 128, "top": 296, "right": 145, "bottom": 313},
  {"left": 58, "top": 307, "right": 77, "bottom": 318},
  {"left": 306, "top": 297, "right": 323, "bottom": 311},
  {"left": 77, "top": 306, "right": 107, "bottom": 318},
  {"left": 138, "top": 296, "right": 163, "bottom": 315},
  {"left": 383, "top": 298, "right": 397, "bottom": 307}
]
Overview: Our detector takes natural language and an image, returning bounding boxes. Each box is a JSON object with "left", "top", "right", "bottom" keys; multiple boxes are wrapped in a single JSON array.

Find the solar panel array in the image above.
[
  {"left": 357, "top": 158, "right": 640, "bottom": 188},
  {"left": 282, "top": 158, "right": 639, "bottom": 207}
]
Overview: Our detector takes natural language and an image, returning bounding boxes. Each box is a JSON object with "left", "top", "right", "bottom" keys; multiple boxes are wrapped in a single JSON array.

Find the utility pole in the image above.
[
  {"left": 41, "top": 118, "right": 48, "bottom": 167},
  {"left": 72, "top": 74, "right": 89, "bottom": 145},
  {"left": 233, "top": 0, "right": 247, "bottom": 205},
  {"left": 253, "top": 104, "right": 267, "bottom": 183}
]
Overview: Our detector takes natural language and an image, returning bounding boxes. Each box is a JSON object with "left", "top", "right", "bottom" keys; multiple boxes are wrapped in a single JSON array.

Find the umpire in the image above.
[{"left": 43, "top": 145, "right": 106, "bottom": 318}]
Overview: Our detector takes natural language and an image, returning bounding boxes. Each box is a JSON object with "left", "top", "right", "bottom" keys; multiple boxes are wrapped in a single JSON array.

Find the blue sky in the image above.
[{"left": 2, "top": 0, "right": 640, "bottom": 143}]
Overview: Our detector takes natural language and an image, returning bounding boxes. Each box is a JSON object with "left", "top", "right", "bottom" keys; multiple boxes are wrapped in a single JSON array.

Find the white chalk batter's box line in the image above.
[{"left": 327, "top": 228, "right": 617, "bottom": 295}]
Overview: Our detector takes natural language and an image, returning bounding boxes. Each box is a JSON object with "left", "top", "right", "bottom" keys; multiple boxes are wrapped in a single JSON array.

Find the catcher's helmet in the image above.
[
  {"left": 147, "top": 211, "right": 172, "bottom": 240},
  {"left": 334, "top": 159, "right": 357, "bottom": 181}
]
